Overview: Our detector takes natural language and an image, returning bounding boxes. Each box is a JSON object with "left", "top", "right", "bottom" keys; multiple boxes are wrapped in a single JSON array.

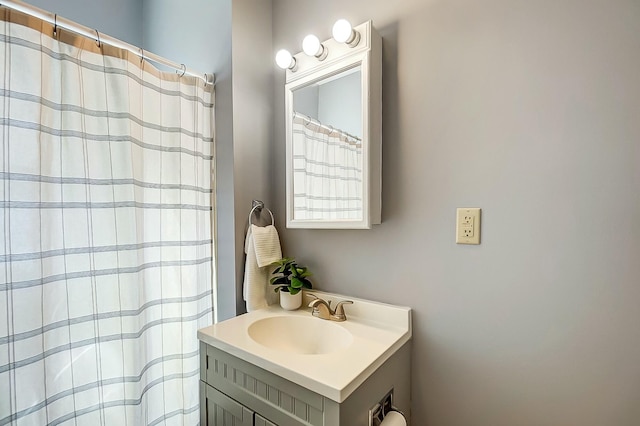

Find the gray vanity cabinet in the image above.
[
  {"left": 201, "top": 383, "right": 254, "bottom": 426},
  {"left": 254, "top": 415, "right": 278, "bottom": 426},
  {"left": 200, "top": 383, "right": 276, "bottom": 426},
  {"left": 199, "top": 342, "right": 332, "bottom": 426},
  {"left": 199, "top": 341, "right": 411, "bottom": 426}
]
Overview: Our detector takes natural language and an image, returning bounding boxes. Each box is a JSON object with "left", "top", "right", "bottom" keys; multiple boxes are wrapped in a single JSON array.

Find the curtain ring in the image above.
[
  {"left": 178, "top": 64, "right": 186, "bottom": 77},
  {"left": 95, "top": 29, "right": 101, "bottom": 48},
  {"left": 52, "top": 14, "right": 57, "bottom": 37}
]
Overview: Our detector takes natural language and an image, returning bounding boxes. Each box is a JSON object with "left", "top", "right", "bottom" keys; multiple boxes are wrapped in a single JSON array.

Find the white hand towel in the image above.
[
  {"left": 251, "top": 224, "right": 283, "bottom": 267},
  {"left": 243, "top": 224, "right": 283, "bottom": 311},
  {"left": 243, "top": 226, "right": 269, "bottom": 311}
]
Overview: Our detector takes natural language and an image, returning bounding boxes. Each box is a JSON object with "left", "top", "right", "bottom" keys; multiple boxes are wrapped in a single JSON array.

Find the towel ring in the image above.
[{"left": 248, "top": 204, "right": 274, "bottom": 226}]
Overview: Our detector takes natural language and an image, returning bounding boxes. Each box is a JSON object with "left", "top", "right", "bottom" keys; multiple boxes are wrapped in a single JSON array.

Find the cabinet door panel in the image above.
[
  {"left": 204, "top": 383, "right": 253, "bottom": 426},
  {"left": 255, "top": 414, "right": 277, "bottom": 426},
  {"left": 204, "top": 344, "right": 329, "bottom": 426}
]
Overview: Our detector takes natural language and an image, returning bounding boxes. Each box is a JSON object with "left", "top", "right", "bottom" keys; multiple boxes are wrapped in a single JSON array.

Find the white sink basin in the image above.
[
  {"left": 198, "top": 291, "right": 412, "bottom": 402},
  {"left": 248, "top": 315, "right": 353, "bottom": 355}
]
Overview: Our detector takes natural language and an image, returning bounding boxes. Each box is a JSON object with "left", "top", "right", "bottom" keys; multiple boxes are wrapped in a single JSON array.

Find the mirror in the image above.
[
  {"left": 284, "top": 21, "right": 381, "bottom": 229},
  {"left": 292, "top": 67, "right": 363, "bottom": 222},
  {"left": 293, "top": 67, "right": 362, "bottom": 139}
]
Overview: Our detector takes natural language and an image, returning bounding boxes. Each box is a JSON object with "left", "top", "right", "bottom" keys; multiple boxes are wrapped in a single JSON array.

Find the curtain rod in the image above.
[
  {"left": 0, "top": 0, "right": 214, "bottom": 86},
  {"left": 293, "top": 111, "right": 362, "bottom": 143}
]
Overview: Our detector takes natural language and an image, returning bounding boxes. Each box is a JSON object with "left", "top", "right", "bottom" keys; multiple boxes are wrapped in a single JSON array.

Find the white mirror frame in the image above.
[{"left": 284, "top": 20, "right": 382, "bottom": 229}]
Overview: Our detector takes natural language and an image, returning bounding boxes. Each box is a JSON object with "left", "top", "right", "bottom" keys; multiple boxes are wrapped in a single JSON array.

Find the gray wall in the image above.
[
  {"left": 230, "top": 0, "right": 274, "bottom": 316},
  {"left": 24, "top": 0, "right": 142, "bottom": 45},
  {"left": 273, "top": 0, "right": 640, "bottom": 425},
  {"left": 141, "top": 0, "right": 231, "bottom": 76}
]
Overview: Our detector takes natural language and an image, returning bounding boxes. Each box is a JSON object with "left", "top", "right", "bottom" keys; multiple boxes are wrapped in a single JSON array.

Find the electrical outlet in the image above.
[{"left": 456, "top": 208, "right": 481, "bottom": 244}]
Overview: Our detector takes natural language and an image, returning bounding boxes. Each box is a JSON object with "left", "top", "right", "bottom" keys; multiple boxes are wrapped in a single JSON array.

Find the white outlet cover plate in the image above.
[{"left": 456, "top": 207, "right": 481, "bottom": 245}]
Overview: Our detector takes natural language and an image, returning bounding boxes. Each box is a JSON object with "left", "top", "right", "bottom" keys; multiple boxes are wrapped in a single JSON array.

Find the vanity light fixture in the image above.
[
  {"left": 302, "top": 34, "right": 328, "bottom": 60},
  {"left": 332, "top": 19, "right": 361, "bottom": 47},
  {"left": 275, "top": 20, "right": 365, "bottom": 73},
  {"left": 275, "top": 49, "right": 297, "bottom": 71}
]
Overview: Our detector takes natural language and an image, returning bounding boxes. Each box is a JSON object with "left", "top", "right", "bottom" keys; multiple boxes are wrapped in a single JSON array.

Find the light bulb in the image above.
[
  {"left": 332, "top": 19, "right": 353, "bottom": 43},
  {"left": 332, "top": 19, "right": 360, "bottom": 47},
  {"left": 302, "top": 34, "right": 328, "bottom": 60},
  {"left": 275, "top": 49, "right": 295, "bottom": 70},
  {"left": 302, "top": 35, "right": 321, "bottom": 56}
]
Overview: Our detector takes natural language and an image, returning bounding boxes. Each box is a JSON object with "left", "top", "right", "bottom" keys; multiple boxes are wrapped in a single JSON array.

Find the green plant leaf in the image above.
[
  {"left": 270, "top": 276, "right": 288, "bottom": 285},
  {"left": 289, "top": 266, "right": 298, "bottom": 277},
  {"left": 271, "top": 257, "right": 293, "bottom": 267},
  {"left": 300, "top": 278, "right": 312, "bottom": 289},
  {"left": 269, "top": 257, "right": 313, "bottom": 292}
]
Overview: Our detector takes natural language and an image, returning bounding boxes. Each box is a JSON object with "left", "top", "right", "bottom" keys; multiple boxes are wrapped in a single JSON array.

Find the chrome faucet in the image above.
[{"left": 308, "top": 296, "right": 353, "bottom": 322}]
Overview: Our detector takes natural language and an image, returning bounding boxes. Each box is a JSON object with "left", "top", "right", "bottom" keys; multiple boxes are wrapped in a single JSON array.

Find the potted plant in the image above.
[{"left": 270, "top": 257, "right": 313, "bottom": 310}]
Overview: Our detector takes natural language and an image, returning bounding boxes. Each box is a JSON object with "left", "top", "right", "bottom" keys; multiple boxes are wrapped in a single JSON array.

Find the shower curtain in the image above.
[
  {"left": 291, "top": 113, "right": 362, "bottom": 220},
  {"left": 1, "top": 10, "right": 214, "bottom": 426}
]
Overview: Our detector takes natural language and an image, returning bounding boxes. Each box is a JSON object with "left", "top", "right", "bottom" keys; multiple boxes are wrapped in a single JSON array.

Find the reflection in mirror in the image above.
[
  {"left": 291, "top": 67, "right": 363, "bottom": 220},
  {"left": 293, "top": 67, "right": 361, "bottom": 137}
]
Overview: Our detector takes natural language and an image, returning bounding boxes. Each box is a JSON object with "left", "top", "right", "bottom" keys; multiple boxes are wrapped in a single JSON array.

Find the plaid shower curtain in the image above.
[{"left": 1, "top": 9, "right": 214, "bottom": 426}]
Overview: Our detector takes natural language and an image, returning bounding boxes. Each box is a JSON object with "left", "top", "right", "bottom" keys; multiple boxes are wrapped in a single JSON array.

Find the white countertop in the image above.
[{"left": 197, "top": 291, "right": 412, "bottom": 403}]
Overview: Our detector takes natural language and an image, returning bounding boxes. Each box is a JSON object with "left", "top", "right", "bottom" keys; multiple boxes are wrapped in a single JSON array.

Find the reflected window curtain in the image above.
[
  {"left": 0, "top": 10, "right": 214, "bottom": 426},
  {"left": 292, "top": 113, "right": 362, "bottom": 220}
]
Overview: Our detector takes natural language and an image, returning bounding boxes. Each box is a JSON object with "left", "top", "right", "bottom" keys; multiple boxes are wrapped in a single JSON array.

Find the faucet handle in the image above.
[
  {"left": 308, "top": 298, "right": 321, "bottom": 308},
  {"left": 308, "top": 295, "right": 330, "bottom": 310},
  {"left": 332, "top": 300, "right": 353, "bottom": 321},
  {"left": 308, "top": 294, "right": 332, "bottom": 307}
]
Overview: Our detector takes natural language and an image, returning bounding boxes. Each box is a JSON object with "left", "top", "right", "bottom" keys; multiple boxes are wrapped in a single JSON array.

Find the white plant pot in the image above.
[{"left": 279, "top": 290, "right": 302, "bottom": 310}]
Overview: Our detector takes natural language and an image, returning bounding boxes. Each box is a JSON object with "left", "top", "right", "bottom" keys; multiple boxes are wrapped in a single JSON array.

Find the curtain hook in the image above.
[
  {"left": 52, "top": 14, "right": 57, "bottom": 37},
  {"left": 139, "top": 48, "right": 144, "bottom": 64},
  {"left": 178, "top": 64, "right": 186, "bottom": 77},
  {"left": 95, "top": 29, "right": 101, "bottom": 48}
]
